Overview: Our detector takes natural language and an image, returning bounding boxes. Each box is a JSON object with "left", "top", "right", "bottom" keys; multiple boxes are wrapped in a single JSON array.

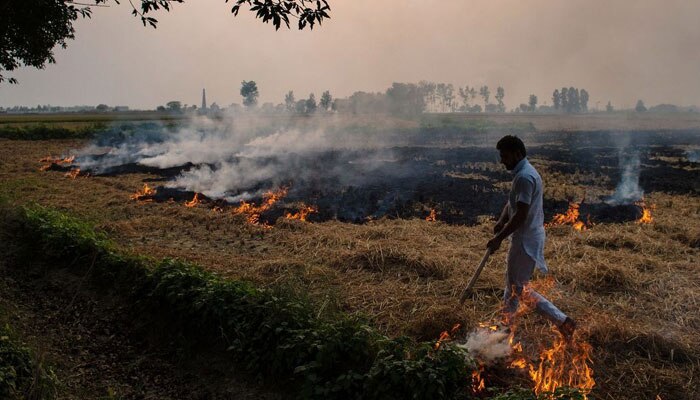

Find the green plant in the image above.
[{"left": 0, "top": 324, "right": 58, "bottom": 400}]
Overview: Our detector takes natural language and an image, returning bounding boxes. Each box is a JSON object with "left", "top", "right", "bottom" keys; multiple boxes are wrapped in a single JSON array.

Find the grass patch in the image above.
[
  {"left": 0, "top": 320, "right": 58, "bottom": 400},
  {"left": 0, "top": 125, "right": 106, "bottom": 140},
  {"left": 10, "top": 205, "right": 476, "bottom": 399}
]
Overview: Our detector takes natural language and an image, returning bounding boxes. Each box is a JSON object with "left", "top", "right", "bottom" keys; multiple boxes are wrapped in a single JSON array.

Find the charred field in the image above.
[{"left": 1, "top": 113, "right": 699, "bottom": 399}]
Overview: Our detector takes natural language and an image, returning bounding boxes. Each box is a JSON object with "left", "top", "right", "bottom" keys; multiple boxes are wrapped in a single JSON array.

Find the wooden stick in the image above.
[{"left": 459, "top": 248, "right": 492, "bottom": 304}]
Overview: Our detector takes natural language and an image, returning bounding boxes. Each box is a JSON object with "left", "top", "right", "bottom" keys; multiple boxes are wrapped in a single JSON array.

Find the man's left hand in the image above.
[{"left": 487, "top": 236, "right": 503, "bottom": 253}]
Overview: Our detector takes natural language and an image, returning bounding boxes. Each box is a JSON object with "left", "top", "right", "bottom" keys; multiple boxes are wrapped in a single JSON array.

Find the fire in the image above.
[
  {"left": 465, "top": 280, "right": 595, "bottom": 398},
  {"left": 526, "top": 328, "right": 595, "bottom": 397},
  {"left": 232, "top": 187, "right": 289, "bottom": 227},
  {"left": 425, "top": 208, "right": 437, "bottom": 221},
  {"left": 130, "top": 183, "right": 156, "bottom": 201},
  {"left": 285, "top": 204, "right": 318, "bottom": 221},
  {"left": 636, "top": 199, "right": 654, "bottom": 224},
  {"left": 546, "top": 201, "right": 591, "bottom": 231},
  {"left": 434, "top": 323, "right": 461, "bottom": 350},
  {"left": 64, "top": 168, "right": 81, "bottom": 179},
  {"left": 38, "top": 155, "right": 76, "bottom": 171},
  {"left": 471, "top": 366, "right": 485, "bottom": 393},
  {"left": 185, "top": 193, "right": 201, "bottom": 208}
]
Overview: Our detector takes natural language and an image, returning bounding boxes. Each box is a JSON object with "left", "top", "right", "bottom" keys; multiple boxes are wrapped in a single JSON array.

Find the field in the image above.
[{"left": 1, "top": 112, "right": 699, "bottom": 399}]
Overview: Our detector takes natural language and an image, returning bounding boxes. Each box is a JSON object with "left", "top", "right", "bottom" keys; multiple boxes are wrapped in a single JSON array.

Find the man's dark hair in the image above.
[{"left": 496, "top": 135, "right": 527, "bottom": 157}]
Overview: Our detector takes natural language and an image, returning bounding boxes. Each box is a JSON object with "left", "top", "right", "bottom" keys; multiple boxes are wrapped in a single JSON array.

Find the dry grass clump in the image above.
[{"left": 333, "top": 245, "right": 449, "bottom": 279}]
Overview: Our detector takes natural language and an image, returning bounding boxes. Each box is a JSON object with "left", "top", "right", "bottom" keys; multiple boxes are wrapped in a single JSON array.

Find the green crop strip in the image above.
[{"left": 14, "top": 205, "right": 474, "bottom": 399}]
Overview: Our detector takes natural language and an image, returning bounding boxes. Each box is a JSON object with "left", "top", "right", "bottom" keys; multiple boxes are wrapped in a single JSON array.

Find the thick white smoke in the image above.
[
  {"left": 73, "top": 113, "right": 400, "bottom": 202},
  {"left": 459, "top": 327, "right": 512, "bottom": 365}
]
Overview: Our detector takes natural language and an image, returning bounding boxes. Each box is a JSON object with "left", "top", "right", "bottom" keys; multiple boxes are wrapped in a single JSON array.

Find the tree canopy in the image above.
[{"left": 0, "top": 0, "right": 331, "bottom": 84}]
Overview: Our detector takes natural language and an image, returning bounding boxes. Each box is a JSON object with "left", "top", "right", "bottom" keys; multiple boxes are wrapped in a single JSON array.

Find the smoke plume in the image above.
[{"left": 460, "top": 327, "right": 512, "bottom": 365}]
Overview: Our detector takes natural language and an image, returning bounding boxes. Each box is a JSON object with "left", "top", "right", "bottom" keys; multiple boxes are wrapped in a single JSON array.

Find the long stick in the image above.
[{"left": 459, "top": 248, "right": 492, "bottom": 304}]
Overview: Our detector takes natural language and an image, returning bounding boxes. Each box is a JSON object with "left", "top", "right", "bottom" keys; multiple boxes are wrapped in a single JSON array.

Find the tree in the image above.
[
  {"left": 385, "top": 82, "right": 426, "bottom": 116},
  {"left": 320, "top": 90, "right": 332, "bottom": 111},
  {"left": 1, "top": 0, "right": 332, "bottom": 84},
  {"left": 95, "top": 104, "right": 109, "bottom": 112},
  {"left": 528, "top": 95, "right": 537, "bottom": 112},
  {"left": 580, "top": 89, "right": 589, "bottom": 112},
  {"left": 240, "top": 80, "right": 259, "bottom": 108},
  {"left": 305, "top": 93, "right": 317, "bottom": 113},
  {"left": 479, "top": 86, "right": 490, "bottom": 109},
  {"left": 635, "top": 100, "right": 647, "bottom": 112},
  {"left": 166, "top": 101, "right": 182, "bottom": 112},
  {"left": 560, "top": 87, "right": 569, "bottom": 112},
  {"left": 284, "top": 90, "right": 295, "bottom": 112},
  {"left": 606, "top": 101, "right": 614, "bottom": 112},
  {"left": 552, "top": 89, "right": 561, "bottom": 110},
  {"left": 495, "top": 86, "right": 505, "bottom": 112}
]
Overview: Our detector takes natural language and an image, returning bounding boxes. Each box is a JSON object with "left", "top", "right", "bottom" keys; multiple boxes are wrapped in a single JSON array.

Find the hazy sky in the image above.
[{"left": 2, "top": 0, "right": 699, "bottom": 110}]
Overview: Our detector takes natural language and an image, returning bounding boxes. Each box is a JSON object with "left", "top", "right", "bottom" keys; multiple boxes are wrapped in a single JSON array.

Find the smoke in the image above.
[
  {"left": 72, "top": 113, "right": 405, "bottom": 202},
  {"left": 687, "top": 149, "right": 700, "bottom": 163},
  {"left": 460, "top": 327, "right": 512, "bottom": 365},
  {"left": 608, "top": 150, "right": 643, "bottom": 204}
]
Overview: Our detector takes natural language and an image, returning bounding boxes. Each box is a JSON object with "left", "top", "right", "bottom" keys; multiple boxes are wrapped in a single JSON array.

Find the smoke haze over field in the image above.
[{"left": 2, "top": 1, "right": 700, "bottom": 109}]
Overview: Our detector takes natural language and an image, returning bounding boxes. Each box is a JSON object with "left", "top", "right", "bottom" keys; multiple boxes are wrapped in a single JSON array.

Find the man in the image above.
[{"left": 486, "top": 135, "right": 576, "bottom": 338}]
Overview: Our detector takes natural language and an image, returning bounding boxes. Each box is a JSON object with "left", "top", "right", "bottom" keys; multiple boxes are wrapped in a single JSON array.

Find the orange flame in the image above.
[
  {"left": 232, "top": 187, "right": 289, "bottom": 227},
  {"left": 130, "top": 184, "right": 156, "bottom": 201},
  {"left": 472, "top": 280, "right": 595, "bottom": 398},
  {"left": 185, "top": 193, "right": 201, "bottom": 208},
  {"left": 546, "top": 201, "right": 591, "bottom": 231},
  {"left": 285, "top": 204, "right": 318, "bottom": 221},
  {"left": 39, "top": 155, "right": 76, "bottom": 171},
  {"left": 64, "top": 168, "right": 81, "bottom": 179},
  {"left": 635, "top": 199, "right": 654, "bottom": 224},
  {"left": 472, "top": 366, "right": 486, "bottom": 393},
  {"left": 434, "top": 323, "right": 461, "bottom": 350},
  {"left": 425, "top": 208, "right": 437, "bottom": 221}
]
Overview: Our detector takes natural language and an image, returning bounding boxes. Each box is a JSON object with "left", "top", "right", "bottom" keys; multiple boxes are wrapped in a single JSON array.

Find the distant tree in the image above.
[
  {"left": 240, "top": 80, "right": 259, "bottom": 108},
  {"left": 418, "top": 81, "right": 437, "bottom": 112},
  {"left": 166, "top": 101, "right": 182, "bottom": 112},
  {"left": 519, "top": 103, "right": 529, "bottom": 113},
  {"left": 560, "top": 87, "right": 569, "bottom": 112},
  {"left": 444, "top": 84, "right": 455, "bottom": 112},
  {"left": 580, "top": 89, "right": 589, "bottom": 112},
  {"left": 635, "top": 99, "right": 647, "bottom": 112},
  {"left": 295, "top": 99, "right": 306, "bottom": 114},
  {"left": 95, "top": 104, "right": 109, "bottom": 112},
  {"left": 485, "top": 103, "right": 499, "bottom": 113},
  {"left": 552, "top": 89, "right": 561, "bottom": 110},
  {"left": 305, "top": 93, "right": 317, "bottom": 113},
  {"left": 495, "top": 86, "right": 505, "bottom": 112},
  {"left": 1, "top": 0, "right": 332, "bottom": 84},
  {"left": 528, "top": 95, "right": 537, "bottom": 112},
  {"left": 284, "top": 90, "right": 295, "bottom": 112},
  {"left": 320, "top": 90, "right": 332, "bottom": 111},
  {"left": 386, "top": 82, "right": 426, "bottom": 116},
  {"left": 156, "top": 105, "right": 166, "bottom": 112},
  {"left": 458, "top": 85, "right": 472, "bottom": 111},
  {"left": 479, "top": 86, "right": 490, "bottom": 109},
  {"left": 606, "top": 101, "right": 614, "bottom": 112}
]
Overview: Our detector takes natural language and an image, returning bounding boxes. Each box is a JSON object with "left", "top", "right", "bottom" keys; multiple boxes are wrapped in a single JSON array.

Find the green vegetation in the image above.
[
  {"left": 15, "top": 205, "right": 475, "bottom": 399},
  {"left": 0, "top": 323, "right": 58, "bottom": 400},
  {"left": 0, "top": 124, "right": 105, "bottom": 140}
]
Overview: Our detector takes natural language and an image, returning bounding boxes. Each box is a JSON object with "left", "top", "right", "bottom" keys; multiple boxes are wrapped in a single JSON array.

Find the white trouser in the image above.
[{"left": 503, "top": 242, "right": 568, "bottom": 325}]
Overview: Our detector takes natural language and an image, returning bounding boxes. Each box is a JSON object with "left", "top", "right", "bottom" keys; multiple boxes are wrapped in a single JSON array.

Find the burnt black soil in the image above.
[{"left": 71, "top": 129, "right": 700, "bottom": 225}]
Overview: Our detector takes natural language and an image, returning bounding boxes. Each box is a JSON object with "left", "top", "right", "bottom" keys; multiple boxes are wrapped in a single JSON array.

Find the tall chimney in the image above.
[{"left": 201, "top": 88, "right": 207, "bottom": 110}]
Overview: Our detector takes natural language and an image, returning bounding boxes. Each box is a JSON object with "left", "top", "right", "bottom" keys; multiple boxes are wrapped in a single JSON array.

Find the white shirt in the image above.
[{"left": 508, "top": 158, "right": 548, "bottom": 273}]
